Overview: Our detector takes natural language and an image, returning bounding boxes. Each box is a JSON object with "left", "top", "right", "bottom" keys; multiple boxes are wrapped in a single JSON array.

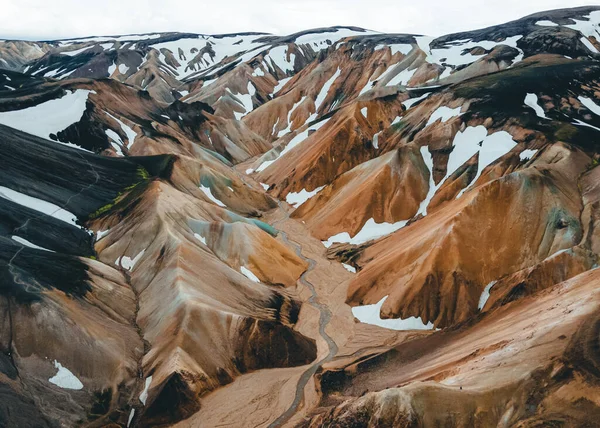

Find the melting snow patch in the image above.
[
  {"left": 116, "top": 249, "right": 145, "bottom": 271},
  {"left": 194, "top": 233, "right": 207, "bottom": 245},
  {"left": 385, "top": 67, "right": 417, "bottom": 86},
  {"left": 0, "top": 89, "right": 93, "bottom": 149},
  {"left": 286, "top": 186, "right": 324, "bottom": 208},
  {"left": 245, "top": 168, "right": 254, "bottom": 174},
  {"left": 581, "top": 37, "right": 599, "bottom": 53},
  {"left": 200, "top": 185, "right": 226, "bottom": 207},
  {"left": 0, "top": 186, "right": 79, "bottom": 226},
  {"left": 272, "top": 77, "right": 292, "bottom": 96},
  {"left": 417, "top": 35, "right": 523, "bottom": 67},
  {"left": 536, "top": 20, "right": 558, "bottom": 27},
  {"left": 314, "top": 68, "right": 342, "bottom": 115},
  {"left": 60, "top": 46, "right": 93, "bottom": 56},
  {"left": 426, "top": 106, "right": 462, "bottom": 127},
  {"left": 520, "top": 149, "right": 538, "bottom": 161},
  {"left": 374, "top": 43, "right": 413, "bottom": 56},
  {"left": 277, "top": 96, "right": 306, "bottom": 138},
  {"left": 478, "top": 281, "right": 497, "bottom": 310},
  {"left": 578, "top": 96, "right": 600, "bottom": 115},
  {"left": 565, "top": 11, "right": 600, "bottom": 53},
  {"left": 342, "top": 263, "right": 356, "bottom": 273},
  {"left": 322, "top": 218, "right": 408, "bottom": 247},
  {"left": 418, "top": 126, "right": 516, "bottom": 214},
  {"left": 256, "top": 159, "right": 275, "bottom": 173},
  {"left": 260, "top": 183, "right": 270, "bottom": 190},
  {"left": 352, "top": 296, "right": 435, "bottom": 330},
  {"left": 118, "top": 64, "right": 129, "bottom": 74},
  {"left": 416, "top": 146, "right": 437, "bottom": 217},
  {"left": 127, "top": 409, "right": 135, "bottom": 427},
  {"left": 139, "top": 376, "right": 152, "bottom": 405},
  {"left": 228, "top": 82, "right": 256, "bottom": 120},
  {"left": 361, "top": 107, "right": 368, "bottom": 118},
  {"left": 456, "top": 130, "right": 517, "bottom": 198},
  {"left": 12, "top": 236, "right": 53, "bottom": 252},
  {"left": 524, "top": 93, "right": 547, "bottom": 119},
  {"left": 106, "top": 129, "right": 124, "bottom": 155},
  {"left": 48, "top": 360, "right": 83, "bottom": 390},
  {"left": 241, "top": 266, "right": 260, "bottom": 282},
  {"left": 96, "top": 229, "right": 109, "bottom": 240},
  {"left": 573, "top": 118, "right": 600, "bottom": 132},
  {"left": 265, "top": 117, "right": 331, "bottom": 171},
  {"left": 402, "top": 92, "right": 431, "bottom": 109},
  {"left": 372, "top": 132, "right": 380, "bottom": 149}
]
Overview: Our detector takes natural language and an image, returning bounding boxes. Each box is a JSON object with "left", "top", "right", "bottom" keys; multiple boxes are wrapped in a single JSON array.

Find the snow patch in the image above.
[
  {"left": 565, "top": 11, "right": 600, "bottom": 54},
  {"left": 277, "top": 96, "right": 306, "bottom": 138},
  {"left": 60, "top": 46, "right": 93, "bottom": 56},
  {"left": 261, "top": 118, "right": 331, "bottom": 172},
  {"left": 417, "top": 35, "right": 523, "bottom": 68},
  {"left": 241, "top": 266, "right": 260, "bottom": 282},
  {"left": 374, "top": 43, "right": 413, "bottom": 56},
  {"left": 194, "top": 233, "right": 207, "bottom": 245},
  {"left": 417, "top": 126, "right": 516, "bottom": 214},
  {"left": 0, "top": 89, "right": 93, "bottom": 149},
  {"left": 402, "top": 92, "right": 431, "bottom": 109},
  {"left": 116, "top": 249, "right": 145, "bottom": 271},
  {"left": 200, "top": 185, "right": 226, "bottom": 207},
  {"left": 48, "top": 360, "right": 83, "bottom": 390},
  {"left": 578, "top": 96, "right": 600, "bottom": 115},
  {"left": 535, "top": 20, "right": 558, "bottom": 27},
  {"left": 352, "top": 296, "right": 435, "bottom": 331},
  {"left": 524, "top": 93, "right": 547, "bottom": 119},
  {"left": 456, "top": 130, "right": 517, "bottom": 198},
  {"left": 520, "top": 149, "right": 538, "bottom": 161},
  {"left": 127, "top": 409, "right": 135, "bottom": 427},
  {"left": 106, "top": 112, "right": 137, "bottom": 149},
  {"left": 372, "top": 132, "right": 380, "bottom": 149},
  {"left": 573, "top": 118, "right": 600, "bottom": 131},
  {"left": 11, "top": 236, "right": 53, "bottom": 252},
  {"left": 96, "top": 229, "right": 109, "bottom": 240},
  {"left": 426, "top": 105, "right": 462, "bottom": 127},
  {"left": 581, "top": 36, "right": 599, "bottom": 53},
  {"left": 228, "top": 82, "right": 255, "bottom": 120},
  {"left": 342, "top": 263, "right": 356, "bottom": 273},
  {"left": 0, "top": 186, "right": 79, "bottom": 226},
  {"left": 272, "top": 77, "right": 292, "bottom": 96},
  {"left": 286, "top": 186, "right": 324, "bottom": 208},
  {"left": 313, "top": 67, "right": 342, "bottom": 115},
  {"left": 385, "top": 67, "right": 417, "bottom": 86},
  {"left": 478, "top": 281, "right": 497, "bottom": 310},
  {"left": 139, "top": 376, "right": 152, "bottom": 405},
  {"left": 322, "top": 218, "right": 408, "bottom": 247}
]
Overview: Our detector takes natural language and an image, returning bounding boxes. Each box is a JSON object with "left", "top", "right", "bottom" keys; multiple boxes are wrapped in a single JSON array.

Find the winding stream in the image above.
[{"left": 268, "top": 202, "right": 339, "bottom": 427}]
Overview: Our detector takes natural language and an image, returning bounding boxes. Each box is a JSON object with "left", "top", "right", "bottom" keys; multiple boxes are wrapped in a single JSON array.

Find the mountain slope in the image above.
[{"left": 2, "top": 6, "right": 600, "bottom": 428}]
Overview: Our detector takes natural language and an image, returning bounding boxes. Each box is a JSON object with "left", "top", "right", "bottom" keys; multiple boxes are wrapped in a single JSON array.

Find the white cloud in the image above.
[{"left": 1, "top": 0, "right": 598, "bottom": 40}]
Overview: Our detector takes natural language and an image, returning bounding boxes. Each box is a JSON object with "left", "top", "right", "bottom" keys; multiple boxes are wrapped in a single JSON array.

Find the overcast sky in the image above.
[{"left": 3, "top": 0, "right": 599, "bottom": 40}]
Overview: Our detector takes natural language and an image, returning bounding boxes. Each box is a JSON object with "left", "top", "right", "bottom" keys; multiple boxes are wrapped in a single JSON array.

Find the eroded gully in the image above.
[{"left": 268, "top": 201, "right": 339, "bottom": 428}]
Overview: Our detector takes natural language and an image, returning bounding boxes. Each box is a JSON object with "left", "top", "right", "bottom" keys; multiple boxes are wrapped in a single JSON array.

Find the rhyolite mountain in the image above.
[{"left": 2, "top": 5, "right": 600, "bottom": 427}]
